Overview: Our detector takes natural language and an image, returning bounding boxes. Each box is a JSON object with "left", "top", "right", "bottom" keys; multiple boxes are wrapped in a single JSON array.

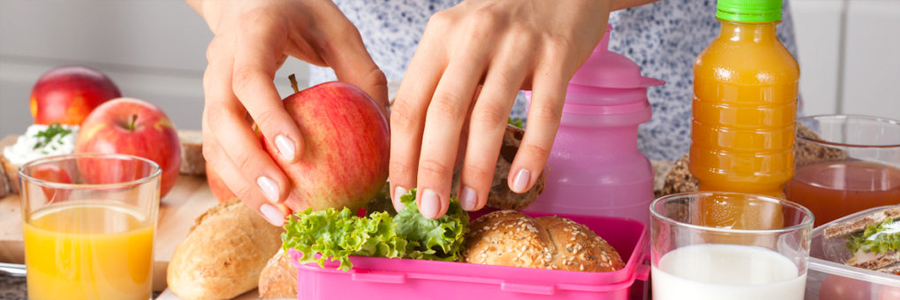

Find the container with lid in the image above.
[
  {"left": 804, "top": 205, "right": 900, "bottom": 300},
  {"left": 290, "top": 210, "right": 649, "bottom": 300},
  {"left": 523, "top": 26, "right": 663, "bottom": 225}
]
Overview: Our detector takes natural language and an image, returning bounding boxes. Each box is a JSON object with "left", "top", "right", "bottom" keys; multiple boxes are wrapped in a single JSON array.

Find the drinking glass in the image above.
[
  {"left": 786, "top": 114, "right": 900, "bottom": 226},
  {"left": 650, "top": 192, "right": 814, "bottom": 300},
  {"left": 19, "top": 154, "right": 161, "bottom": 300}
]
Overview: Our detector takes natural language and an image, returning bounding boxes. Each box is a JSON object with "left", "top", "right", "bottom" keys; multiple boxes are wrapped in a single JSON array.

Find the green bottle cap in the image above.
[{"left": 717, "top": 0, "right": 783, "bottom": 23}]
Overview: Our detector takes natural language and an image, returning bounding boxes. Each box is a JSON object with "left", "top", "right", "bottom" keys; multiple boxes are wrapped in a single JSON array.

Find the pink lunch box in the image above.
[{"left": 289, "top": 211, "right": 649, "bottom": 300}]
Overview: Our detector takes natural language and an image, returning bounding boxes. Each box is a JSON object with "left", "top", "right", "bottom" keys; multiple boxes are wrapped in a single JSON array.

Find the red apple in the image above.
[
  {"left": 75, "top": 98, "right": 181, "bottom": 197},
  {"left": 30, "top": 66, "right": 122, "bottom": 125},
  {"left": 206, "top": 161, "right": 237, "bottom": 203},
  {"left": 262, "top": 80, "right": 389, "bottom": 211}
]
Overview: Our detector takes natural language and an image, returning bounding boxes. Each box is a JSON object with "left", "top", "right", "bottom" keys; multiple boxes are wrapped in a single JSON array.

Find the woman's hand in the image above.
[
  {"left": 389, "top": 0, "right": 614, "bottom": 219},
  {"left": 188, "top": 0, "right": 388, "bottom": 225}
]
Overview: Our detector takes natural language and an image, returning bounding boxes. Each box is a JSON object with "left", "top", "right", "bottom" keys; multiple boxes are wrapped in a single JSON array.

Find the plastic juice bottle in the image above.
[{"left": 690, "top": 0, "right": 799, "bottom": 229}]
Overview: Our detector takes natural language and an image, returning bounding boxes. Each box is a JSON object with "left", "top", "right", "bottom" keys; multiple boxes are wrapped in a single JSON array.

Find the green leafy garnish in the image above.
[
  {"left": 33, "top": 123, "right": 71, "bottom": 150},
  {"left": 847, "top": 218, "right": 900, "bottom": 254},
  {"left": 508, "top": 117, "right": 524, "bottom": 128},
  {"left": 282, "top": 189, "right": 469, "bottom": 271}
]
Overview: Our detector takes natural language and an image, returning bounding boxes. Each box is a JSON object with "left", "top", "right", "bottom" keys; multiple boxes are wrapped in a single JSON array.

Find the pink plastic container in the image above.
[
  {"left": 290, "top": 211, "right": 649, "bottom": 300},
  {"left": 523, "top": 26, "right": 663, "bottom": 225}
]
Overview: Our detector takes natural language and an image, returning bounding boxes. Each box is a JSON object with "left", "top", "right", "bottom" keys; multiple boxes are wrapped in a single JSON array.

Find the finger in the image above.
[
  {"left": 459, "top": 52, "right": 530, "bottom": 211},
  {"left": 388, "top": 36, "right": 446, "bottom": 213},
  {"left": 315, "top": 4, "right": 388, "bottom": 111},
  {"left": 204, "top": 45, "right": 294, "bottom": 207},
  {"left": 415, "top": 54, "right": 488, "bottom": 219},
  {"left": 509, "top": 65, "right": 567, "bottom": 193},
  {"left": 232, "top": 16, "right": 303, "bottom": 164},
  {"left": 202, "top": 131, "right": 289, "bottom": 226}
]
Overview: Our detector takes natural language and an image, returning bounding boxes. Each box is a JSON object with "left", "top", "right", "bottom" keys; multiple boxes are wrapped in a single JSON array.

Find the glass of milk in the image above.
[{"left": 650, "top": 192, "right": 814, "bottom": 300}]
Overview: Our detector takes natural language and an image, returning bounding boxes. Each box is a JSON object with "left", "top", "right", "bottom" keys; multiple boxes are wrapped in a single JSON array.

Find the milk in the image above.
[{"left": 652, "top": 244, "right": 806, "bottom": 300}]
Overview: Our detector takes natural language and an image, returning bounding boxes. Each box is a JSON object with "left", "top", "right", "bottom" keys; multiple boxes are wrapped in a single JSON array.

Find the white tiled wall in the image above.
[
  {"left": 1, "top": 0, "right": 898, "bottom": 138},
  {"left": 792, "top": 0, "right": 900, "bottom": 119},
  {"left": 840, "top": 0, "right": 900, "bottom": 117},
  {"left": 0, "top": 0, "right": 310, "bottom": 138},
  {"left": 791, "top": 0, "right": 844, "bottom": 116}
]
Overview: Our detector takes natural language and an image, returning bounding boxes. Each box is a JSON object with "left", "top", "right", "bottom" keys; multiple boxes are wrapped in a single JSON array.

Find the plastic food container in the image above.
[
  {"left": 804, "top": 205, "right": 900, "bottom": 300},
  {"left": 290, "top": 211, "right": 649, "bottom": 300}
]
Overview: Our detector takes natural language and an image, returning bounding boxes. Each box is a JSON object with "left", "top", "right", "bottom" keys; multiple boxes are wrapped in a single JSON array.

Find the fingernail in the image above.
[
  {"left": 257, "top": 176, "right": 279, "bottom": 203},
  {"left": 513, "top": 169, "right": 531, "bottom": 193},
  {"left": 275, "top": 135, "right": 296, "bottom": 161},
  {"left": 260, "top": 203, "right": 285, "bottom": 226},
  {"left": 460, "top": 186, "right": 477, "bottom": 211},
  {"left": 420, "top": 189, "right": 440, "bottom": 219},
  {"left": 393, "top": 186, "right": 408, "bottom": 212}
]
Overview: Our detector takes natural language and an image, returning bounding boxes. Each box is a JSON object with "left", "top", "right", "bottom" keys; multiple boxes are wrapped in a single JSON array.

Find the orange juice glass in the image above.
[
  {"left": 690, "top": 0, "right": 799, "bottom": 228},
  {"left": 19, "top": 154, "right": 160, "bottom": 300}
]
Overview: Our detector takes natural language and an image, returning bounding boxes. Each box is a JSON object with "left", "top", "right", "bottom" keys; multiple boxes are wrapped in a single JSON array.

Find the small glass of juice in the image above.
[
  {"left": 650, "top": 192, "right": 814, "bottom": 300},
  {"left": 786, "top": 114, "right": 900, "bottom": 227},
  {"left": 19, "top": 154, "right": 161, "bottom": 300}
]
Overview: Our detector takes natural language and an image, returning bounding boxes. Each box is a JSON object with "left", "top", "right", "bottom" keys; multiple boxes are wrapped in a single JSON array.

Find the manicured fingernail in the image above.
[
  {"left": 420, "top": 189, "right": 440, "bottom": 219},
  {"left": 257, "top": 176, "right": 279, "bottom": 203},
  {"left": 513, "top": 169, "right": 531, "bottom": 193},
  {"left": 275, "top": 135, "right": 296, "bottom": 161},
  {"left": 260, "top": 203, "right": 285, "bottom": 226},
  {"left": 393, "top": 186, "right": 408, "bottom": 212},
  {"left": 460, "top": 186, "right": 477, "bottom": 211}
]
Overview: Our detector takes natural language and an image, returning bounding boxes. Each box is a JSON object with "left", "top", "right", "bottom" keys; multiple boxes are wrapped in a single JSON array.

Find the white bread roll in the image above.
[{"left": 167, "top": 200, "right": 283, "bottom": 300}]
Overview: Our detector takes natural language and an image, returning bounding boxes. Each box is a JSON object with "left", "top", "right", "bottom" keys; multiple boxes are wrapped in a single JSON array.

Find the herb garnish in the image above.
[
  {"left": 847, "top": 218, "right": 900, "bottom": 254},
  {"left": 33, "top": 123, "right": 72, "bottom": 150}
]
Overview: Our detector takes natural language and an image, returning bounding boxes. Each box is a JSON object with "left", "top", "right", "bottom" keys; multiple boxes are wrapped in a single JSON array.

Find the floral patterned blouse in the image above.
[{"left": 308, "top": 0, "right": 800, "bottom": 161}]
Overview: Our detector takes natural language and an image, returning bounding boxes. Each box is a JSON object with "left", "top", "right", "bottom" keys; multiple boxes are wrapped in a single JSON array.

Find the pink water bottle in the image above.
[{"left": 524, "top": 26, "right": 663, "bottom": 225}]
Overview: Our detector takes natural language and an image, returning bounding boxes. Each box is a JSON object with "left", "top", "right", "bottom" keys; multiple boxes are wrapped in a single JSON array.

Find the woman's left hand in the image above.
[{"left": 389, "top": 0, "right": 613, "bottom": 218}]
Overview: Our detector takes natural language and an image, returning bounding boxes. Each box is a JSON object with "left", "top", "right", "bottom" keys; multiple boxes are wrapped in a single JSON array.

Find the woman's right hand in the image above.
[{"left": 187, "top": 0, "right": 388, "bottom": 226}]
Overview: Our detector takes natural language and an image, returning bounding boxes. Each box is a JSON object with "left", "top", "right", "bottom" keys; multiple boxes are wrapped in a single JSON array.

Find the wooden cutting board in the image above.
[{"left": 0, "top": 135, "right": 219, "bottom": 291}]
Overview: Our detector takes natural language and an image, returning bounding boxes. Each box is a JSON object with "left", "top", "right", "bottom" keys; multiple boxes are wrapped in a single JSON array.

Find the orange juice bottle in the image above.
[{"left": 690, "top": 0, "right": 799, "bottom": 228}]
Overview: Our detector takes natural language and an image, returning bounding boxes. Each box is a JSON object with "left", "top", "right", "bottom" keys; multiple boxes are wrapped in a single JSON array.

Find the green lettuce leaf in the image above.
[
  {"left": 394, "top": 189, "right": 469, "bottom": 261},
  {"left": 847, "top": 218, "right": 900, "bottom": 254},
  {"left": 282, "top": 189, "right": 468, "bottom": 271}
]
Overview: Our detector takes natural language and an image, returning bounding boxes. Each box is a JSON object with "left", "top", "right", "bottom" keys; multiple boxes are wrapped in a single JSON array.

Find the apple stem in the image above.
[
  {"left": 127, "top": 114, "right": 138, "bottom": 131},
  {"left": 289, "top": 74, "right": 300, "bottom": 93}
]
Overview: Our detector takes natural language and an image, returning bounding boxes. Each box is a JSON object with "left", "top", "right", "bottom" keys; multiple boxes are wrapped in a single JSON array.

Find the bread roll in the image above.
[
  {"left": 167, "top": 200, "right": 283, "bottom": 300},
  {"left": 0, "top": 154, "right": 17, "bottom": 195},
  {"left": 258, "top": 250, "right": 297, "bottom": 299},
  {"left": 451, "top": 125, "right": 547, "bottom": 210},
  {"left": 463, "top": 210, "right": 624, "bottom": 272}
]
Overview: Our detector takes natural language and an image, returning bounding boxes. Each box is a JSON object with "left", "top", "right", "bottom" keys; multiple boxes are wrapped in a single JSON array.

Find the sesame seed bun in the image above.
[{"left": 463, "top": 210, "right": 624, "bottom": 272}]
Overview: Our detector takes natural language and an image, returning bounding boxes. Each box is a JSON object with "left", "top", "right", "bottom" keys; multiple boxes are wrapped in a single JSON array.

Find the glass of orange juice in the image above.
[
  {"left": 785, "top": 115, "right": 900, "bottom": 227},
  {"left": 19, "top": 153, "right": 160, "bottom": 300}
]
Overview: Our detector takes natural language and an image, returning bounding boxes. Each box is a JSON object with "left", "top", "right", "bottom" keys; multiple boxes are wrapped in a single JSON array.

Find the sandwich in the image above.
[{"left": 824, "top": 206, "right": 900, "bottom": 275}]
